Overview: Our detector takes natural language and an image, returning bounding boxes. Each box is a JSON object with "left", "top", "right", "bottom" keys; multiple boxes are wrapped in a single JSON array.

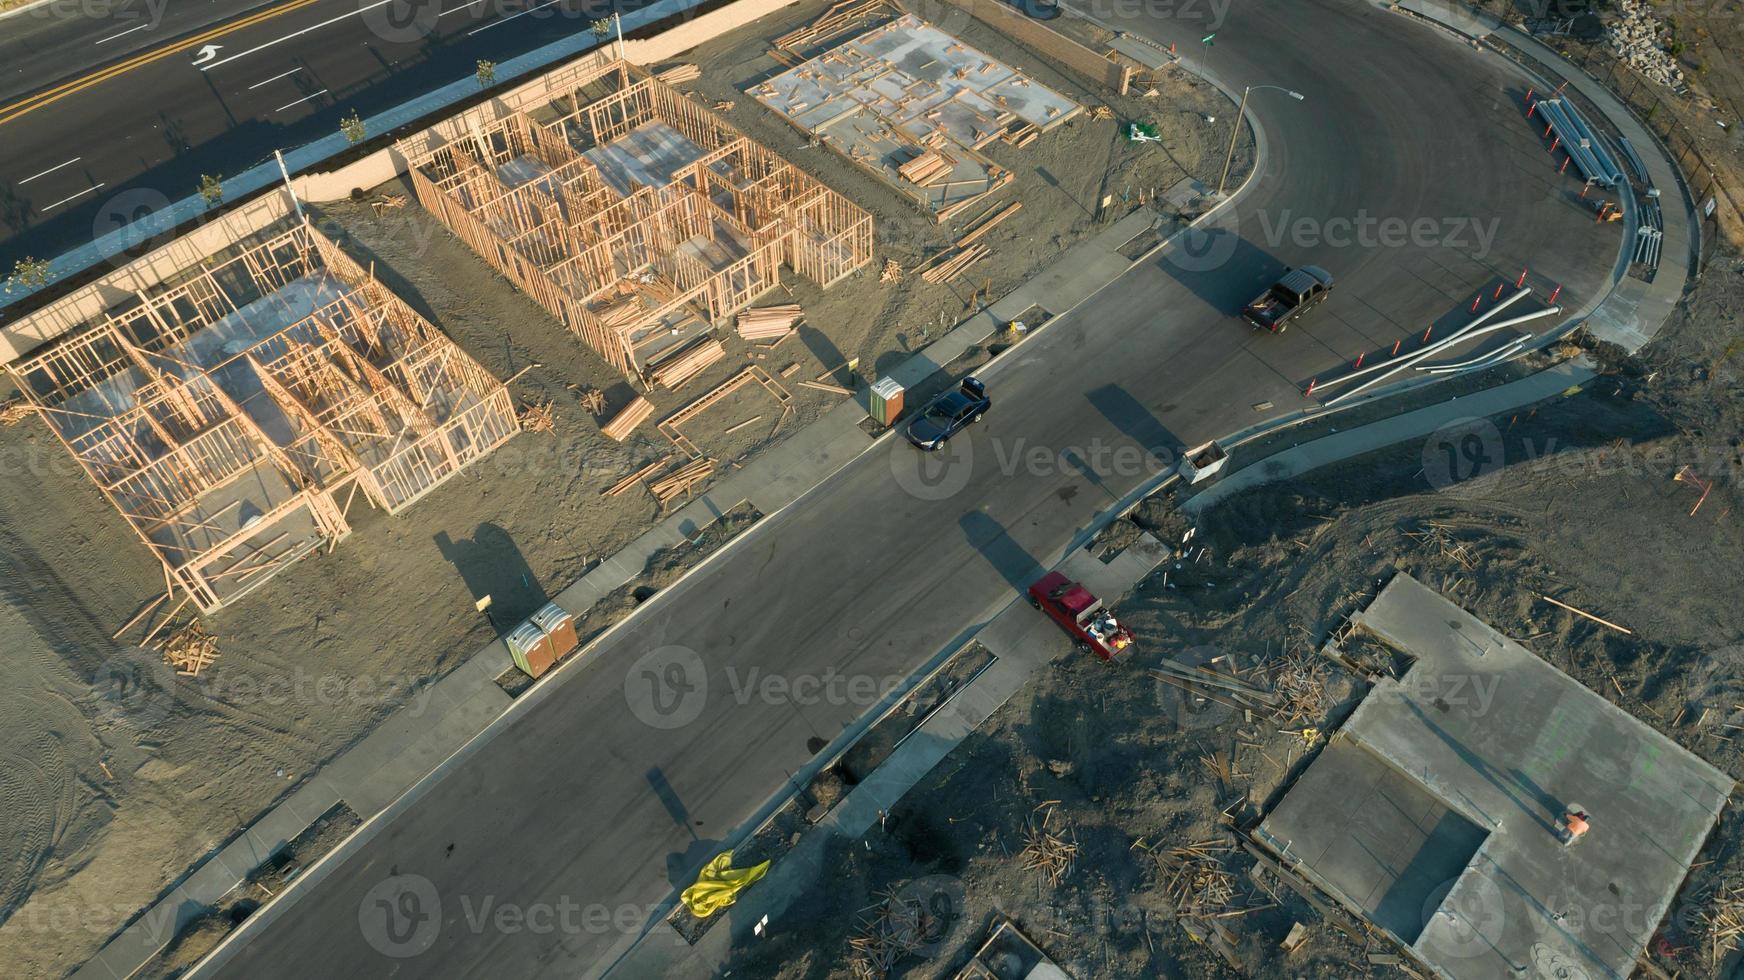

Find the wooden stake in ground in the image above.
[{"left": 1538, "top": 594, "right": 1633, "bottom": 635}]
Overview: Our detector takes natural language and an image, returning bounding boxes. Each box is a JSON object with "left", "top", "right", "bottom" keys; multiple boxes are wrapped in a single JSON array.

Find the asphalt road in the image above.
[
  {"left": 0, "top": 0, "right": 631, "bottom": 274},
  {"left": 187, "top": 1, "right": 1619, "bottom": 978}
]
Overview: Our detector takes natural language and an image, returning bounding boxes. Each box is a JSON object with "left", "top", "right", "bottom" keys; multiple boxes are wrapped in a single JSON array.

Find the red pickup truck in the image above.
[{"left": 1027, "top": 571, "right": 1134, "bottom": 661}]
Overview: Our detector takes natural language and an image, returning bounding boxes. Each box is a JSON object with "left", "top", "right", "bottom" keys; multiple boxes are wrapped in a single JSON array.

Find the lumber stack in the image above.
[
  {"left": 650, "top": 338, "right": 725, "bottom": 390},
  {"left": 737, "top": 305, "right": 802, "bottom": 340},
  {"left": 919, "top": 244, "right": 990, "bottom": 284},
  {"left": 650, "top": 458, "right": 714, "bottom": 505},
  {"left": 601, "top": 395, "right": 654, "bottom": 441},
  {"left": 656, "top": 63, "right": 701, "bottom": 85},
  {"left": 898, "top": 150, "right": 950, "bottom": 186}
]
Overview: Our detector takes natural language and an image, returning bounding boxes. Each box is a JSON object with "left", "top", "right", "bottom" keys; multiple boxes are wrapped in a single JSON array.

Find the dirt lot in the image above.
[
  {"left": 713, "top": 234, "right": 1744, "bottom": 978},
  {"left": 0, "top": 2, "right": 1250, "bottom": 976}
]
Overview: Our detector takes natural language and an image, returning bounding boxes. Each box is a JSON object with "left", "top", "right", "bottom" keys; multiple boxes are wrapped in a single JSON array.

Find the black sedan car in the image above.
[{"left": 905, "top": 378, "right": 991, "bottom": 451}]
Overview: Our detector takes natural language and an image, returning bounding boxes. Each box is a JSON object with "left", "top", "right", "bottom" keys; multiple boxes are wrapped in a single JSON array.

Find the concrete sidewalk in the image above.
[
  {"left": 611, "top": 534, "right": 1170, "bottom": 979},
  {"left": 1183, "top": 357, "right": 1597, "bottom": 514},
  {"left": 70, "top": 204, "right": 1168, "bottom": 980}
]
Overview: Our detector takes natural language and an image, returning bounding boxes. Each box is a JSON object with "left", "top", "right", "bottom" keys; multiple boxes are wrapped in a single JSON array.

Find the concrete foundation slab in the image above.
[{"left": 1257, "top": 573, "right": 1732, "bottom": 980}]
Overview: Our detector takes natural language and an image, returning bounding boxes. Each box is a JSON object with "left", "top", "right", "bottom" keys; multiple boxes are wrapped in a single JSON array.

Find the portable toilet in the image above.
[
  {"left": 530, "top": 602, "right": 579, "bottom": 661},
  {"left": 506, "top": 620, "right": 556, "bottom": 679},
  {"left": 870, "top": 377, "right": 905, "bottom": 427}
]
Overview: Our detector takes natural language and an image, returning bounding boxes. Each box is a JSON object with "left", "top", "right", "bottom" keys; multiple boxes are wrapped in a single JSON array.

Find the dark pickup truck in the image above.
[{"left": 1243, "top": 266, "right": 1334, "bottom": 332}]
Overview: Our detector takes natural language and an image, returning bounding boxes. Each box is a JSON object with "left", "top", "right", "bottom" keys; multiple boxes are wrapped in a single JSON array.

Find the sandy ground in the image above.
[
  {"left": 713, "top": 239, "right": 1744, "bottom": 979},
  {"left": 0, "top": 3, "right": 1250, "bottom": 976}
]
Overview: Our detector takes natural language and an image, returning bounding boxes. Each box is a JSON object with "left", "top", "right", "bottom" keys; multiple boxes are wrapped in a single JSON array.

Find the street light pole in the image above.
[
  {"left": 1217, "top": 85, "right": 1305, "bottom": 197},
  {"left": 1217, "top": 86, "right": 1251, "bottom": 198}
]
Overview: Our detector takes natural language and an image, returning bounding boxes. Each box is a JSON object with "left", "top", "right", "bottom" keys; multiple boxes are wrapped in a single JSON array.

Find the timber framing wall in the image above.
[
  {"left": 403, "top": 59, "right": 873, "bottom": 383},
  {"left": 7, "top": 220, "right": 520, "bottom": 613}
]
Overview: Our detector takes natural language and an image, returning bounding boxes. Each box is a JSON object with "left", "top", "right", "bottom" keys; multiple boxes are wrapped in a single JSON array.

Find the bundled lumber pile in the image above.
[
  {"left": 736, "top": 305, "right": 802, "bottom": 340},
  {"left": 518, "top": 400, "right": 556, "bottom": 432},
  {"left": 1001, "top": 122, "right": 1040, "bottom": 147},
  {"left": 601, "top": 395, "right": 654, "bottom": 441},
  {"left": 1019, "top": 803, "right": 1078, "bottom": 885},
  {"left": 897, "top": 150, "right": 951, "bottom": 186},
  {"left": 162, "top": 620, "right": 220, "bottom": 676},
  {"left": 1150, "top": 656, "right": 1279, "bottom": 714},
  {"left": 656, "top": 63, "right": 701, "bottom": 85},
  {"left": 919, "top": 244, "right": 989, "bottom": 284},
  {"left": 603, "top": 456, "right": 672, "bottom": 497},
  {"left": 650, "top": 457, "right": 714, "bottom": 506},
  {"left": 650, "top": 338, "right": 725, "bottom": 390}
]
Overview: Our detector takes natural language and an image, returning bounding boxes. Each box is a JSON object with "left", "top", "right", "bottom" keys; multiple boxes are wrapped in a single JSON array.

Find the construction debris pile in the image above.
[
  {"left": 1697, "top": 878, "right": 1744, "bottom": 969},
  {"left": 1018, "top": 803, "right": 1078, "bottom": 886},
  {"left": 1607, "top": 0, "right": 1686, "bottom": 89},
  {"left": 1153, "top": 841, "right": 1260, "bottom": 969},
  {"left": 847, "top": 887, "right": 939, "bottom": 980}
]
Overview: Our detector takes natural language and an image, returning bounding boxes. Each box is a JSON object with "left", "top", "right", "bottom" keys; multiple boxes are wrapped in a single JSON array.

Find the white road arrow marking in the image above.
[{"left": 191, "top": 44, "right": 222, "bottom": 66}]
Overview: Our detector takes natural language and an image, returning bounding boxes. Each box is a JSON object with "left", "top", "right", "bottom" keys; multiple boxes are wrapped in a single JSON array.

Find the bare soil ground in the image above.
[
  {"left": 714, "top": 243, "right": 1744, "bottom": 978},
  {"left": 0, "top": 2, "right": 1250, "bottom": 976}
]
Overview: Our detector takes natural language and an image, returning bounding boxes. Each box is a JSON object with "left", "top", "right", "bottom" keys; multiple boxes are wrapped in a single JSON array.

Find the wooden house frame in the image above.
[
  {"left": 404, "top": 59, "right": 873, "bottom": 383},
  {"left": 7, "top": 220, "right": 520, "bottom": 613}
]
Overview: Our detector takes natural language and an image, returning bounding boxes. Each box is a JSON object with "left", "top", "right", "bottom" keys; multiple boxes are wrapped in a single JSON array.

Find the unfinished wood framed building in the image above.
[
  {"left": 403, "top": 58, "right": 874, "bottom": 384},
  {"left": 7, "top": 220, "right": 520, "bottom": 613}
]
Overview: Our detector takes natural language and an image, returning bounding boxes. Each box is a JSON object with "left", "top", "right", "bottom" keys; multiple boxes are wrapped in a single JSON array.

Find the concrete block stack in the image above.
[{"left": 1606, "top": 0, "right": 1686, "bottom": 89}]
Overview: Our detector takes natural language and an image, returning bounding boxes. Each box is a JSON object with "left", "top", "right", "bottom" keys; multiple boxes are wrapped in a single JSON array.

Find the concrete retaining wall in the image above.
[{"left": 942, "top": 0, "right": 1131, "bottom": 94}]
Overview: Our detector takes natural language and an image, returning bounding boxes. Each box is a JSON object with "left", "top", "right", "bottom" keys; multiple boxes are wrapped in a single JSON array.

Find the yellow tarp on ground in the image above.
[{"left": 680, "top": 850, "right": 771, "bottom": 918}]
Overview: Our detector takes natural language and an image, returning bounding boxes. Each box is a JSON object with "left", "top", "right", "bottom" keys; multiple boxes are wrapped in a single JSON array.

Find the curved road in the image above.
[{"left": 183, "top": 1, "right": 1620, "bottom": 978}]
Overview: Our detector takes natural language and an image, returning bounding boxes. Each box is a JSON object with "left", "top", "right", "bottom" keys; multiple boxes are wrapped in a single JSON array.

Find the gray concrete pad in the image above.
[
  {"left": 752, "top": 13, "right": 1078, "bottom": 215},
  {"left": 1257, "top": 573, "right": 1732, "bottom": 980}
]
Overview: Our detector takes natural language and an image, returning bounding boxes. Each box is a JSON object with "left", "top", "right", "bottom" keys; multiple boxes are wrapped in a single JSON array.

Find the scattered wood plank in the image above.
[
  {"left": 724, "top": 415, "right": 764, "bottom": 435},
  {"left": 603, "top": 456, "right": 672, "bottom": 497},
  {"left": 659, "top": 366, "right": 793, "bottom": 457},
  {"left": 518, "top": 400, "right": 556, "bottom": 432},
  {"left": 1538, "top": 594, "right": 1633, "bottom": 635},
  {"left": 162, "top": 620, "right": 220, "bottom": 676},
  {"left": 957, "top": 202, "right": 1022, "bottom": 248},
  {"left": 920, "top": 243, "right": 991, "bottom": 284},
  {"left": 736, "top": 305, "right": 802, "bottom": 340},
  {"left": 798, "top": 380, "right": 851, "bottom": 396},
  {"left": 649, "top": 338, "right": 725, "bottom": 390},
  {"left": 113, "top": 592, "right": 171, "bottom": 640},
  {"left": 601, "top": 396, "right": 654, "bottom": 441}
]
